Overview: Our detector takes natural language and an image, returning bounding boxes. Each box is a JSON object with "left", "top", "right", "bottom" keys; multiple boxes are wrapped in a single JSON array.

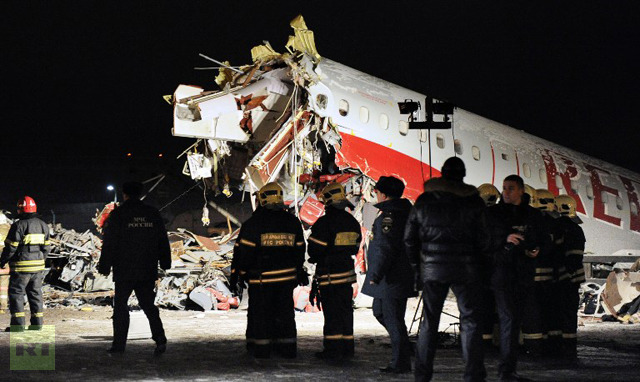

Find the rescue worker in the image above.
[
  {"left": 478, "top": 183, "right": 501, "bottom": 207},
  {"left": 361, "top": 176, "right": 413, "bottom": 374},
  {"left": 477, "top": 183, "right": 501, "bottom": 349},
  {"left": 232, "top": 182, "right": 306, "bottom": 359},
  {"left": 405, "top": 157, "right": 487, "bottom": 382},
  {"left": 554, "top": 195, "right": 586, "bottom": 358},
  {"left": 0, "top": 211, "right": 11, "bottom": 313},
  {"left": 97, "top": 181, "right": 171, "bottom": 355},
  {"left": 0, "top": 196, "right": 50, "bottom": 332},
  {"left": 308, "top": 182, "right": 362, "bottom": 359},
  {"left": 527, "top": 188, "right": 562, "bottom": 356},
  {"left": 485, "top": 175, "right": 550, "bottom": 381}
]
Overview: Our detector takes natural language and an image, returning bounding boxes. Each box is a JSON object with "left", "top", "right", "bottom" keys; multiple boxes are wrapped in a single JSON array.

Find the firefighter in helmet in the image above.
[
  {"left": 0, "top": 196, "right": 50, "bottom": 332},
  {"left": 554, "top": 194, "right": 585, "bottom": 358},
  {"left": 478, "top": 183, "right": 501, "bottom": 207},
  {"left": 521, "top": 188, "right": 561, "bottom": 356},
  {"left": 477, "top": 183, "right": 500, "bottom": 349},
  {"left": 232, "top": 182, "right": 307, "bottom": 358},
  {"left": 523, "top": 184, "right": 537, "bottom": 206},
  {"left": 308, "top": 182, "right": 362, "bottom": 360}
]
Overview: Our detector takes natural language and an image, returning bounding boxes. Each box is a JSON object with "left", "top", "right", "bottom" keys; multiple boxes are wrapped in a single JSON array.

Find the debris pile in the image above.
[
  {"left": 46, "top": 224, "right": 105, "bottom": 292},
  {"left": 580, "top": 259, "right": 640, "bottom": 324},
  {"left": 43, "top": 223, "right": 241, "bottom": 311}
]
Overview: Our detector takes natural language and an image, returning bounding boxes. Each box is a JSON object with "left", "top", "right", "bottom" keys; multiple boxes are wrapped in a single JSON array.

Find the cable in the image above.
[{"left": 159, "top": 181, "right": 202, "bottom": 212}]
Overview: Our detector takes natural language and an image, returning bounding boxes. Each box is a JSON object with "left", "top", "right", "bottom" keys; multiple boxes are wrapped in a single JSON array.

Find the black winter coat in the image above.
[
  {"left": 404, "top": 177, "right": 488, "bottom": 284},
  {"left": 485, "top": 201, "right": 551, "bottom": 288},
  {"left": 98, "top": 199, "right": 171, "bottom": 282},
  {"left": 361, "top": 198, "right": 413, "bottom": 299}
]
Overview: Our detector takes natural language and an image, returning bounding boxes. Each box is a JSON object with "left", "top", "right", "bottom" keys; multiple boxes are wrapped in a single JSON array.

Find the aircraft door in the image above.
[{"left": 490, "top": 140, "right": 519, "bottom": 186}]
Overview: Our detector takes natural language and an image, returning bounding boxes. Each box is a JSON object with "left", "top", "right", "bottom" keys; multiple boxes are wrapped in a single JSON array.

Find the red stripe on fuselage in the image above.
[
  {"left": 490, "top": 143, "right": 496, "bottom": 185},
  {"left": 335, "top": 133, "right": 440, "bottom": 201}
]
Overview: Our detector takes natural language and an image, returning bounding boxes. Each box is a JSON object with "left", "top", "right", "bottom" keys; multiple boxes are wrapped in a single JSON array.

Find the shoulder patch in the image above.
[{"left": 381, "top": 214, "right": 394, "bottom": 234}]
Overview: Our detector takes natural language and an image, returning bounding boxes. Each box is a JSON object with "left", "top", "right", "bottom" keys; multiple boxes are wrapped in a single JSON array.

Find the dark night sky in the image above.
[{"left": 1, "top": 1, "right": 639, "bottom": 207}]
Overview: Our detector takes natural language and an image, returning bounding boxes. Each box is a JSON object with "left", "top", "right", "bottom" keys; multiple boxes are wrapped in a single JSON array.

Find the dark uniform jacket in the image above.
[
  {"left": 485, "top": 201, "right": 550, "bottom": 288},
  {"left": 555, "top": 216, "right": 586, "bottom": 284},
  {"left": 308, "top": 205, "right": 362, "bottom": 286},
  {"left": 404, "top": 177, "right": 488, "bottom": 284},
  {"left": 361, "top": 198, "right": 413, "bottom": 299},
  {"left": 98, "top": 199, "right": 171, "bottom": 282},
  {"left": 534, "top": 213, "right": 561, "bottom": 282},
  {"left": 233, "top": 207, "right": 306, "bottom": 285},
  {"left": 0, "top": 214, "right": 50, "bottom": 273}
]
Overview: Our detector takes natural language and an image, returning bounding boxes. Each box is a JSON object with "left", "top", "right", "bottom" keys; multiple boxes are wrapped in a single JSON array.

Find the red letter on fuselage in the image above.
[
  {"left": 585, "top": 164, "right": 621, "bottom": 226},
  {"left": 619, "top": 175, "right": 640, "bottom": 233},
  {"left": 541, "top": 150, "right": 586, "bottom": 214}
]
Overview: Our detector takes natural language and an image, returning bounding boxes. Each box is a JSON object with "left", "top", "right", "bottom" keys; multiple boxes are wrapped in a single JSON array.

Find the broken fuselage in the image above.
[{"left": 170, "top": 33, "right": 640, "bottom": 261}]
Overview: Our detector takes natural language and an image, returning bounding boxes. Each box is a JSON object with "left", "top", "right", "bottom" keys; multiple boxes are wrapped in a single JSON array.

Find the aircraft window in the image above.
[
  {"left": 379, "top": 113, "right": 389, "bottom": 130},
  {"left": 339, "top": 99, "right": 349, "bottom": 116},
  {"left": 316, "top": 94, "right": 328, "bottom": 110},
  {"left": 501, "top": 153, "right": 509, "bottom": 161},
  {"left": 399, "top": 120, "right": 409, "bottom": 136},
  {"left": 523, "top": 163, "right": 531, "bottom": 178},
  {"left": 616, "top": 195, "right": 624, "bottom": 210},
  {"left": 472, "top": 146, "right": 480, "bottom": 161},
  {"left": 360, "top": 106, "right": 370, "bottom": 123},
  {"left": 436, "top": 134, "right": 445, "bottom": 149},
  {"left": 539, "top": 169, "right": 547, "bottom": 184},
  {"left": 555, "top": 175, "right": 564, "bottom": 190},
  {"left": 454, "top": 139, "right": 463, "bottom": 155},
  {"left": 631, "top": 203, "right": 639, "bottom": 216},
  {"left": 419, "top": 129, "right": 428, "bottom": 142},
  {"left": 586, "top": 183, "right": 594, "bottom": 200}
]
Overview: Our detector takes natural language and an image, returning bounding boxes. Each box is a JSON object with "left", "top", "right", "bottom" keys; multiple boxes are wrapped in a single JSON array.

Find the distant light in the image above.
[
  {"left": 127, "top": 153, "right": 132, "bottom": 157},
  {"left": 107, "top": 185, "right": 114, "bottom": 191},
  {"left": 158, "top": 153, "right": 163, "bottom": 158}
]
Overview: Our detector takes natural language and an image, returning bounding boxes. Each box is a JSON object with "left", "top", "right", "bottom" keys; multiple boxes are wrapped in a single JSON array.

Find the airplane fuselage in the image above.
[{"left": 309, "top": 58, "right": 640, "bottom": 258}]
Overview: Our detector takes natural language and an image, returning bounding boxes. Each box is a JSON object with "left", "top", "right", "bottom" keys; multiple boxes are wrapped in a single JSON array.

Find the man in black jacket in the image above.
[
  {"left": 98, "top": 181, "right": 171, "bottom": 355},
  {"left": 1, "top": 196, "right": 50, "bottom": 332},
  {"left": 362, "top": 176, "right": 413, "bottom": 374},
  {"left": 231, "top": 182, "right": 307, "bottom": 359},
  {"left": 486, "top": 175, "right": 550, "bottom": 381},
  {"left": 308, "top": 182, "right": 362, "bottom": 359},
  {"left": 405, "top": 157, "right": 487, "bottom": 382}
]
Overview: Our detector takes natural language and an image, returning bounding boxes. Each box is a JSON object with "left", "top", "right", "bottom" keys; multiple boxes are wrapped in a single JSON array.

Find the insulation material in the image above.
[
  {"left": 187, "top": 153, "right": 213, "bottom": 180},
  {"left": 251, "top": 42, "right": 281, "bottom": 63},
  {"left": 170, "top": 240, "right": 185, "bottom": 261},
  {"left": 285, "top": 15, "right": 321, "bottom": 62},
  {"left": 601, "top": 270, "right": 640, "bottom": 316}
]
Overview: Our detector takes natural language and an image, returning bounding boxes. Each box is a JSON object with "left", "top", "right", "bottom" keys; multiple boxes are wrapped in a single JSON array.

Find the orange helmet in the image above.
[{"left": 18, "top": 196, "right": 37, "bottom": 213}]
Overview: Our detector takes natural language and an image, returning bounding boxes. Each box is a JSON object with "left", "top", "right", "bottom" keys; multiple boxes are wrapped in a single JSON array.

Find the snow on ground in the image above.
[{"left": 0, "top": 296, "right": 639, "bottom": 381}]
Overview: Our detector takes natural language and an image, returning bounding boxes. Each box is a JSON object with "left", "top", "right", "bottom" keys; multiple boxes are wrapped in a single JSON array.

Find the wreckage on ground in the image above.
[
  {"left": 44, "top": 217, "right": 247, "bottom": 311},
  {"left": 165, "top": 15, "right": 640, "bottom": 315}
]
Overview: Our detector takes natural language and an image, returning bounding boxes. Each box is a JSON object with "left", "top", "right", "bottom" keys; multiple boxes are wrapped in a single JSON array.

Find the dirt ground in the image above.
[{"left": 1, "top": 297, "right": 639, "bottom": 382}]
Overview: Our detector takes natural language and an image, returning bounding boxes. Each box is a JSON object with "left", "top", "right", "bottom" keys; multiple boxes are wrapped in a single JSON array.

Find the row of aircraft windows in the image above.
[{"left": 330, "top": 97, "right": 632, "bottom": 214}]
